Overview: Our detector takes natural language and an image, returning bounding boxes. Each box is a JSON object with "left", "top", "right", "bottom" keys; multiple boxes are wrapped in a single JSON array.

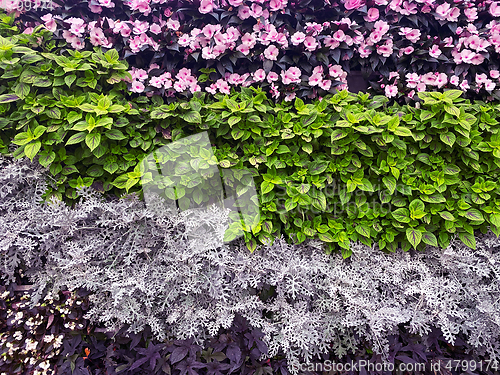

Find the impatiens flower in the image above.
[
  {"left": 98, "top": 0, "right": 115, "bottom": 8},
  {"left": 485, "top": 79, "right": 496, "bottom": 92},
  {"left": 399, "top": 27, "right": 421, "bottom": 43},
  {"left": 435, "top": 2, "right": 451, "bottom": 19},
  {"left": 286, "top": 67, "right": 302, "bottom": 81},
  {"left": 373, "top": 20, "right": 390, "bottom": 35},
  {"left": 250, "top": 3, "right": 263, "bottom": 17},
  {"left": 429, "top": 45, "right": 442, "bottom": 58},
  {"left": 476, "top": 73, "right": 488, "bottom": 85},
  {"left": 285, "top": 92, "right": 296, "bottom": 101},
  {"left": 308, "top": 73, "right": 323, "bottom": 86},
  {"left": 416, "top": 82, "right": 426, "bottom": 92},
  {"left": 133, "top": 20, "right": 149, "bottom": 35},
  {"left": 199, "top": 0, "right": 214, "bottom": 14},
  {"left": 490, "top": 2, "right": 500, "bottom": 17},
  {"left": 149, "top": 23, "right": 162, "bottom": 35},
  {"left": 228, "top": 0, "right": 243, "bottom": 6},
  {"left": 406, "top": 72, "right": 419, "bottom": 88},
  {"left": 267, "top": 71, "right": 279, "bottom": 82},
  {"left": 491, "top": 70, "right": 500, "bottom": 79},
  {"left": 264, "top": 45, "right": 279, "bottom": 60},
  {"left": 291, "top": 32, "right": 306, "bottom": 46},
  {"left": 236, "top": 44, "right": 250, "bottom": 55},
  {"left": 40, "top": 14, "right": 57, "bottom": 32},
  {"left": 435, "top": 73, "right": 447, "bottom": 88},
  {"left": 403, "top": 46, "right": 414, "bottom": 55},
  {"left": 149, "top": 76, "right": 164, "bottom": 88},
  {"left": 450, "top": 75, "right": 460, "bottom": 85},
  {"left": 329, "top": 64, "right": 342, "bottom": 77},
  {"left": 333, "top": 30, "right": 346, "bottom": 42},
  {"left": 364, "top": 8, "right": 380, "bottom": 22},
  {"left": 303, "top": 36, "right": 318, "bottom": 51},
  {"left": 319, "top": 79, "right": 332, "bottom": 90},
  {"left": 377, "top": 44, "right": 393, "bottom": 57},
  {"left": 178, "top": 35, "right": 191, "bottom": 47},
  {"left": 385, "top": 85, "right": 398, "bottom": 97},
  {"left": 238, "top": 5, "right": 251, "bottom": 19},
  {"left": 130, "top": 80, "right": 145, "bottom": 93},
  {"left": 465, "top": 7, "right": 478, "bottom": 21},
  {"left": 166, "top": 19, "right": 180, "bottom": 31},
  {"left": 253, "top": 69, "right": 266, "bottom": 82},
  {"left": 343, "top": 0, "right": 364, "bottom": 10},
  {"left": 359, "top": 45, "right": 372, "bottom": 58},
  {"left": 460, "top": 79, "right": 470, "bottom": 91}
]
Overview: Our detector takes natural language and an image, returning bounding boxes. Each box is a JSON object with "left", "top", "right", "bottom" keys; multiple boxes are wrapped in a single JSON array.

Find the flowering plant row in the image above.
[{"left": 8, "top": 0, "right": 500, "bottom": 101}]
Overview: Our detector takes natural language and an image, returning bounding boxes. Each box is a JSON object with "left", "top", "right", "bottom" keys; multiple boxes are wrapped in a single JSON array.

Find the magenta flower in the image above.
[{"left": 490, "top": 2, "right": 500, "bottom": 17}]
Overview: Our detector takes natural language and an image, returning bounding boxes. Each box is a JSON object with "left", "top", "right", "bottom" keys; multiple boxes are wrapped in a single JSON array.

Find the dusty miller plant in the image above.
[{"left": 2, "top": 154, "right": 500, "bottom": 374}]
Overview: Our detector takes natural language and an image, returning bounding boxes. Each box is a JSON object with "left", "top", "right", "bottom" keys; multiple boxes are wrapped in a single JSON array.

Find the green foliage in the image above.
[{"left": 0, "top": 14, "right": 499, "bottom": 256}]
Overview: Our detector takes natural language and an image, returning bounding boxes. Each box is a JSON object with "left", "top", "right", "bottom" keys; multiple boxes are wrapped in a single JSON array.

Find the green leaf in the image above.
[
  {"left": 65, "top": 75, "right": 76, "bottom": 87},
  {"left": 87, "top": 165, "right": 104, "bottom": 177},
  {"left": 85, "top": 132, "right": 101, "bottom": 152},
  {"left": 355, "top": 224, "right": 371, "bottom": 238},
  {"left": 459, "top": 232, "right": 476, "bottom": 249},
  {"left": 421, "top": 232, "right": 438, "bottom": 247},
  {"left": 104, "top": 162, "right": 119, "bottom": 174},
  {"left": 392, "top": 208, "right": 410, "bottom": 223},
  {"left": 393, "top": 127, "right": 412, "bottom": 137},
  {"left": 297, "top": 184, "right": 310, "bottom": 194},
  {"left": 67, "top": 111, "right": 82, "bottom": 124},
  {"left": 65, "top": 132, "right": 87, "bottom": 145},
  {"left": 231, "top": 128, "right": 244, "bottom": 140},
  {"left": 419, "top": 110, "right": 435, "bottom": 121},
  {"left": 406, "top": 228, "right": 422, "bottom": 249},
  {"left": 104, "top": 129, "right": 126, "bottom": 140},
  {"left": 308, "top": 161, "right": 328, "bottom": 175},
  {"left": 24, "top": 141, "right": 41, "bottom": 161},
  {"left": 261, "top": 181, "right": 274, "bottom": 194},
  {"left": 0, "top": 94, "right": 19, "bottom": 103},
  {"left": 331, "top": 129, "right": 349, "bottom": 141},
  {"left": 182, "top": 111, "right": 202, "bottom": 123},
  {"left": 464, "top": 209, "right": 484, "bottom": 222},
  {"left": 382, "top": 176, "right": 396, "bottom": 195},
  {"left": 440, "top": 132, "right": 456, "bottom": 147},
  {"left": 276, "top": 145, "right": 290, "bottom": 154},
  {"left": 489, "top": 213, "right": 500, "bottom": 227},
  {"left": 439, "top": 211, "right": 455, "bottom": 221},
  {"left": 318, "top": 232, "right": 335, "bottom": 242},
  {"left": 409, "top": 199, "right": 425, "bottom": 213},
  {"left": 444, "top": 104, "right": 460, "bottom": 117},
  {"left": 38, "top": 150, "right": 55, "bottom": 167},
  {"left": 14, "top": 82, "right": 29, "bottom": 99}
]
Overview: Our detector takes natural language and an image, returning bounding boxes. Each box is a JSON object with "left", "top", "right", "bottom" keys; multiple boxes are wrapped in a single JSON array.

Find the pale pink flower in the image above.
[
  {"left": 435, "top": 2, "right": 451, "bottom": 19},
  {"left": 167, "top": 19, "right": 180, "bottom": 31},
  {"left": 436, "top": 73, "right": 447, "bottom": 88},
  {"left": 270, "top": 0, "right": 285, "bottom": 11},
  {"left": 253, "top": 69, "right": 266, "bottom": 82},
  {"left": 416, "top": 82, "right": 426, "bottom": 92},
  {"left": 403, "top": 46, "right": 414, "bottom": 55},
  {"left": 385, "top": 85, "right": 398, "bottom": 98},
  {"left": 490, "top": 2, "right": 500, "bottom": 17},
  {"left": 319, "top": 79, "right": 332, "bottom": 90},
  {"left": 71, "top": 39, "right": 85, "bottom": 50},
  {"left": 291, "top": 32, "right": 306, "bottom": 46},
  {"left": 329, "top": 64, "right": 342, "bottom": 77},
  {"left": 178, "top": 35, "right": 191, "bottom": 47},
  {"left": 130, "top": 80, "right": 145, "bottom": 93},
  {"left": 323, "top": 37, "right": 340, "bottom": 49},
  {"left": 308, "top": 73, "right": 323, "bottom": 86},
  {"left": 303, "top": 36, "right": 318, "bottom": 51},
  {"left": 364, "top": 8, "right": 379, "bottom": 22},
  {"left": 406, "top": 73, "right": 419, "bottom": 88},
  {"left": 228, "top": 0, "right": 243, "bottom": 6},
  {"left": 476, "top": 73, "right": 487, "bottom": 85},
  {"left": 491, "top": 70, "right": 500, "bottom": 79},
  {"left": 241, "top": 33, "right": 256, "bottom": 48},
  {"left": 149, "top": 77, "right": 163, "bottom": 88},
  {"left": 377, "top": 44, "right": 393, "bottom": 57},
  {"left": 460, "top": 80, "right": 470, "bottom": 91},
  {"left": 485, "top": 79, "right": 496, "bottom": 92},
  {"left": 470, "top": 53, "right": 485, "bottom": 65},
  {"left": 284, "top": 92, "right": 296, "bottom": 101},
  {"left": 149, "top": 24, "right": 162, "bottom": 35},
  {"left": 98, "top": 0, "right": 115, "bottom": 8},
  {"left": 333, "top": 30, "right": 346, "bottom": 42},
  {"left": 373, "top": 20, "right": 390, "bottom": 35},
  {"left": 199, "top": 0, "right": 214, "bottom": 14},
  {"left": 267, "top": 72, "right": 279, "bottom": 82},
  {"left": 460, "top": 49, "right": 475, "bottom": 64},
  {"left": 41, "top": 14, "right": 57, "bottom": 32},
  {"left": 429, "top": 45, "right": 442, "bottom": 58},
  {"left": 236, "top": 44, "right": 250, "bottom": 55},
  {"left": 89, "top": 4, "right": 103, "bottom": 13},
  {"left": 421, "top": 72, "right": 436, "bottom": 85},
  {"left": 464, "top": 7, "right": 478, "bottom": 21},
  {"left": 359, "top": 45, "right": 372, "bottom": 58},
  {"left": 264, "top": 45, "right": 279, "bottom": 60},
  {"left": 450, "top": 75, "right": 460, "bottom": 85},
  {"left": 238, "top": 5, "right": 251, "bottom": 19},
  {"left": 135, "top": 69, "right": 149, "bottom": 82},
  {"left": 250, "top": 3, "right": 263, "bottom": 17}
]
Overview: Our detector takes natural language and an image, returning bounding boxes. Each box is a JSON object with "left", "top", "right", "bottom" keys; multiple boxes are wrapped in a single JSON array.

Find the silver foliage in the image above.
[{"left": 2, "top": 154, "right": 500, "bottom": 373}]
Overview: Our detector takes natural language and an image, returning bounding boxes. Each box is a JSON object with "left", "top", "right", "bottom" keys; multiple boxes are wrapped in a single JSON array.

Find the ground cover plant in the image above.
[{"left": 2, "top": 153, "right": 500, "bottom": 374}]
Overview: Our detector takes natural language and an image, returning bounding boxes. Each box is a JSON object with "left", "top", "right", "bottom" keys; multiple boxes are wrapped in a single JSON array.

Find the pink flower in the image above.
[
  {"left": 406, "top": 72, "right": 419, "bottom": 88},
  {"left": 333, "top": 30, "right": 346, "bottom": 42},
  {"left": 344, "top": 0, "right": 363, "bottom": 10},
  {"left": 264, "top": 45, "right": 279, "bottom": 60},
  {"left": 284, "top": 92, "right": 296, "bottom": 101},
  {"left": 167, "top": 19, "right": 180, "bottom": 31},
  {"left": 250, "top": 3, "right": 263, "bottom": 17},
  {"left": 385, "top": 85, "right": 398, "bottom": 98},
  {"left": 460, "top": 49, "right": 475, "bottom": 64},
  {"left": 41, "top": 14, "right": 57, "bottom": 32},
  {"left": 98, "top": 0, "right": 115, "bottom": 7},
  {"left": 416, "top": 82, "right": 426, "bottom": 92},
  {"left": 399, "top": 27, "right": 421, "bottom": 43},
  {"left": 373, "top": 20, "right": 390, "bottom": 35},
  {"left": 89, "top": 4, "right": 103, "bottom": 13},
  {"left": 149, "top": 23, "right": 162, "bottom": 35},
  {"left": 253, "top": 69, "right": 266, "bottom": 82},
  {"left": 476, "top": 73, "right": 487, "bottom": 85},
  {"left": 470, "top": 53, "right": 485, "bottom": 65},
  {"left": 287, "top": 67, "right": 302, "bottom": 80},
  {"left": 149, "top": 77, "right": 163, "bottom": 88},
  {"left": 485, "top": 79, "right": 496, "bottom": 92},
  {"left": 130, "top": 80, "right": 145, "bottom": 93},
  {"left": 270, "top": 0, "right": 284, "bottom": 11},
  {"left": 199, "top": 0, "right": 214, "bottom": 14},
  {"left": 429, "top": 45, "right": 441, "bottom": 58},
  {"left": 241, "top": 33, "right": 256, "bottom": 48},
  {"left": 450, "top": 75, "right": 460, "bottom": 86},
  {"left": 377, "top": 44, "right": 393, "bottom": 57},
  {"left": 236, "top": 44, "right": 250, "bottom": 55},
  {"left": 238, "top": 5, "right": 251, "bottom": 19},
  {"left": 436, "top": 2, "right": 451, "bottom": 19},
  {"left": 364, "top": 8, "right": 379, "bottom": 22},
  {"left": 291, "top": 32, "right": 306, "bottom": 46},
  {"left": 229, "top": 0, "right": 243, "bottom": 5},
  {"left": 359, "top": 45, "right": 372, "bottom": 58},
  {"left": 490, "top": 2, "right": 500, "bottom": 17},
  {"left": 491, "top": 70, "right": 500, "bottom": 79},
  {"left": 465, "top": 7, "right": 478, "bottom": 21},
  {"left": 460, "top": 80, "right": 470, "bottom": 91},
  {"left": 403, "top": 46, "right": 414, "bottom": 55},
  {"left": 133, "top": 20, "right": 149, "bottom": 35},
  {"left": 267, "top": 72, "right": 279, "bottom": 83},
  {"left": 319, "top": 79, "right": 332, "bottom": 90},
  {"left": 329, "top": 64, "right": 342, "bottom": 77},
  {"left": 71, "top": 39, "right": 85, "bottom": 50},
  {"left": 178, "top": 35, "right": 191, "bottom": 47},
  {"left": 303, "top": 36, "right": 318, "bottom": 51},
  {"left": 308, "top": 73, "right": 323, "bottom": 86},
  {"left": 436, "top": 73, "right": 447, "bottom": 88},
  {"left": 135, "top": 69, "right": 149, "bottom": 81}
]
